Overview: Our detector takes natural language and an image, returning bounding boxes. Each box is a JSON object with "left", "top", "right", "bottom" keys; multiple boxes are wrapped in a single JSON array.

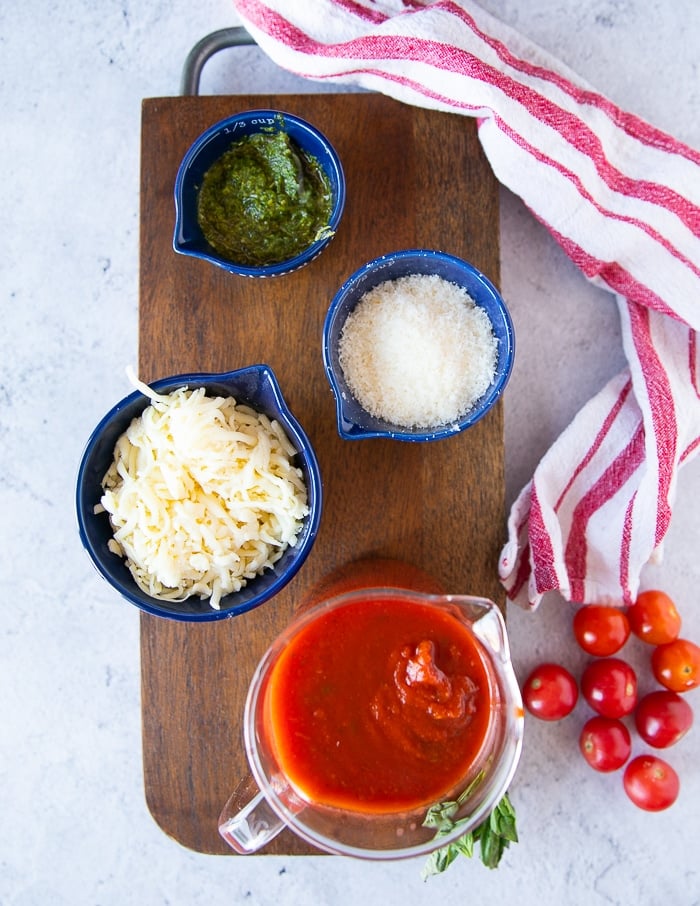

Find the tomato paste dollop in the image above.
[
  {"left": 371, "top": 639, "right": 479, "bottom": 759},
  {"left": 265, "top": 594, "right": 494, "bottom": 814}
]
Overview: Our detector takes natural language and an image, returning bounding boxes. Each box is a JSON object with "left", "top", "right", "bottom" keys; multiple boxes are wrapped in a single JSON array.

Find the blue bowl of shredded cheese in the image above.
[
  {"left": 76, "top": 365, "right": 322, "bottom": 621},
  {"left": 323, "top": 249, "right": 515, "bottom": 442}
]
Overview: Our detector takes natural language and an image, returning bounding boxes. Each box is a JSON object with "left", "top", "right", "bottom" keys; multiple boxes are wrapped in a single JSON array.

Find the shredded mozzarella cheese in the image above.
[
  {"left": 338, "top": 274, "right": 497, "bottom": 428},
  {"left": 96, "top": 374, "right": 308, "bottom": 609}
]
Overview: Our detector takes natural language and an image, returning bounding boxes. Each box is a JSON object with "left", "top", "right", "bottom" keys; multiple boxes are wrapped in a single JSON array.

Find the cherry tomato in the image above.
[
  {"left": 627, "top": 590, "right": 681, "bottom": 645},
  {"left": 579, "top": 716, "right": 631, "bottom": 772},
  {"left": 634, "top": 690, "right": 693, "bottom": 748},
  {"left": 651, "top": 638, "right": 700, "bottom": 692},
  {"left": 522, "top": 663, "right": 578, "bottom": 721},
  {"left": 580, "top": 657, "right": 637, "bottom": 718},
  {"left": 623, "top": 755, "right": 680, "bottom": 811},
  {"left": 572, "top": 605, "right": 630, "bottom": 656}
]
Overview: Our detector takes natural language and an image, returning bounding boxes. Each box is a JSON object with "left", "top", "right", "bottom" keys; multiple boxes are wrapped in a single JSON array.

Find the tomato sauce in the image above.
[{"left": 264, "top": 592, "right": 495, "bottom": 814}]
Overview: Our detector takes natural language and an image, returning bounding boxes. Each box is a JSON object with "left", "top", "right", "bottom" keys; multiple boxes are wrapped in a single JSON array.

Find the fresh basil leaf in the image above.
[
  {"left": 421, "top": 843, "right": 461, "bottom": 879},
  {"left": 423, "top": 799, "right": 459, "bottom": 830},
  {"left": 452, "top": 832, "right": 475, "bottom": 858},
  {"left": 421, "top": 791, "right": 518, "bottom": 878},
  {"left": 479, "top": 828, "right": 508, "bottom": 869}
]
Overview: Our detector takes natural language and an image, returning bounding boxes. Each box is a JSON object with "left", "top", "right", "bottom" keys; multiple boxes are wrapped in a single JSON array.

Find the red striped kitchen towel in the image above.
[{"left": 231, "top": 0, "right": 700, "bottom": 609}]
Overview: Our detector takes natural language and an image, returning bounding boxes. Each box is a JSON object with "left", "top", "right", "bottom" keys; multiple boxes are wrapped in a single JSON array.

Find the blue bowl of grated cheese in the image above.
[
  {"left": 76, "top": 365, "right": 322, "bottom": 621},
  {"left": 322, "top": 249, "right": 515, "bottom": 442}
]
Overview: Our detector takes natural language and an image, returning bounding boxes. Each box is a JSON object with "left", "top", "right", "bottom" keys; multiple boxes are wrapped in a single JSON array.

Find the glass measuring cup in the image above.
[{"left": 218, "top": 565, "right": 523, "bottom": 860}]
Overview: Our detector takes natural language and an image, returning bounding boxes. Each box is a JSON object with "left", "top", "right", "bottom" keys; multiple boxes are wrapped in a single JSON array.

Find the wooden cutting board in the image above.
[{"left": 138, "top": 93, "right": 503, "bottom": 855}]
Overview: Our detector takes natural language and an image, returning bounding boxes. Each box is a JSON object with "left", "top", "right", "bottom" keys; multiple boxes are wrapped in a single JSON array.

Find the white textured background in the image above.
[{"left": 2, "top": 2, "right": 699, "bottom": 904}]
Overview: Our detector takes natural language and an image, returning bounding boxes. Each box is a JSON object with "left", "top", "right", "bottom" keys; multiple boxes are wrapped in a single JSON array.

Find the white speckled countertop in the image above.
[{"left": 2, "top": 2, "right": 699, "bottom": 904}]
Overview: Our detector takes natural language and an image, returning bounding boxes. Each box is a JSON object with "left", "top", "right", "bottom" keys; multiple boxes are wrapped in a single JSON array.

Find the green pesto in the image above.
[{"left": 197, "top": 129, "right": 334, "bottom": 267}]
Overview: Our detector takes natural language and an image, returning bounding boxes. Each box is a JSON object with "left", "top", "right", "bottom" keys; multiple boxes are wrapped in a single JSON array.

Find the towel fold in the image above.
[{"left": 231, "top": 0, "right": 700, "bottom": 608}]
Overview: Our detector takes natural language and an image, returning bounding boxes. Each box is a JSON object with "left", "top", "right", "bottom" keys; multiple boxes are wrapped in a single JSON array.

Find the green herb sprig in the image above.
[{"left": 421, "top": 776, "right": 518, "bottom": 879}]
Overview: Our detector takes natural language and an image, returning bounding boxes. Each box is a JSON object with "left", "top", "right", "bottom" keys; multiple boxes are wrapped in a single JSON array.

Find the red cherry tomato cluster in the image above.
[{"left": 522, "top": 589, "right": 698, "bottom": 812}]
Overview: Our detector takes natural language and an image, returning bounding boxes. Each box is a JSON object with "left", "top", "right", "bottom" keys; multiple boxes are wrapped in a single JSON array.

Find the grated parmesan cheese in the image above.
[
  {"left": 338, "top": 273, "right": 497, "bottom": 429},
  {"left": 96, "top": 373, "right": 309, "bottom": 609}
]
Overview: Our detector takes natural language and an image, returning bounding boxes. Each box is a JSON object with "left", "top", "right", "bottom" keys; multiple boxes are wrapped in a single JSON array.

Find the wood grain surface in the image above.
[{"left": 138, "top": 93, "right": 503, "bottom": 855}]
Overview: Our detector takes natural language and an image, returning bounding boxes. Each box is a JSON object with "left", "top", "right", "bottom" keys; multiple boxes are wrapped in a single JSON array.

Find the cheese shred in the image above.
[
  {"left": 338, "top": 274, "right": 498, "bottom": 429},
  {"left": 96, "top": 373, "right": 309, "bottom": 609}
]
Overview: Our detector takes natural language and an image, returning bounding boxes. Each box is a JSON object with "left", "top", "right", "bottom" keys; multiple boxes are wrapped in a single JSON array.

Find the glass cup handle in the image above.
[{"left": 218, "top": 774, "right": 286, "bottom": 854}]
